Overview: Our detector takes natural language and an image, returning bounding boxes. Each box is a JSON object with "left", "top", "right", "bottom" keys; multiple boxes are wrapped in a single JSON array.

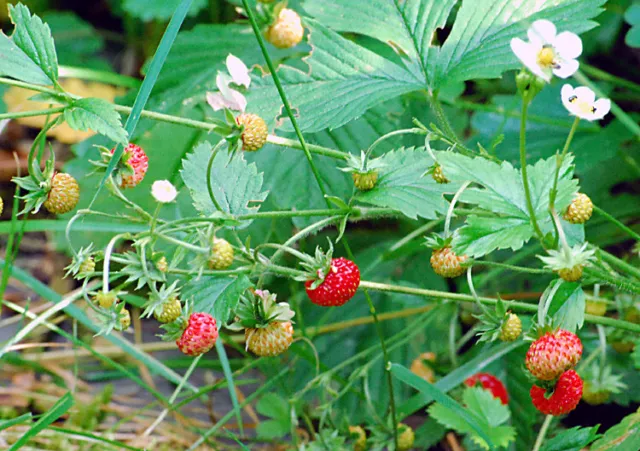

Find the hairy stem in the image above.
[
  {"left": 519, "top": 96, "right": 545, "bottom": 241},
  {"left": 532, "top": 415, "right": 554, "bottom": 451}
]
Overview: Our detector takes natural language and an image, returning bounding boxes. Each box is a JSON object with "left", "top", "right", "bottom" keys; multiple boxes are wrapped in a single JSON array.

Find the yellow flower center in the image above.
[
  {"left": 537, "top": 47, "right": 555, "bottom": 68},
  {"left": 568, "top": 95, "right": 597, "bottom": 114}
]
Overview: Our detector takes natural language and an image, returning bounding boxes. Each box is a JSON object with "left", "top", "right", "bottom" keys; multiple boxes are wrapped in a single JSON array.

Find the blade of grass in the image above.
[
  {"left": 89, "top": 0, "right": 195, "bottom": 208},
  {"left": 216, "top": 338, "right": 244, "bottom": 435},
  {"left": 390, "top": 364, "right": 494, "bottom": 449},
  {"left": 0, "top": 220, "right": 146, "bottom": 234},
  {"left": 49, "top": 426, "right": 141, "bottom": 451},
  {"left": 397, "top": 341, "right": 524, "bottom": 419},
  {"left": 9, "top": 392, "right": 74, "bottom": 450},
  {"left": 0, "top": 413, "right": 33, "bottom": 432},
  {"left": 0, "top": 258, "right": 197, "bottom": 392}
]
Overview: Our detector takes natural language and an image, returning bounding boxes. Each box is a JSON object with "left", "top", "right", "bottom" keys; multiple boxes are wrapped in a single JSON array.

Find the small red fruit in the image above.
[
  {"left": 530, "top": 370, "right": 583, "bottom": 415},
  {"left": 464, "top": 373, "right": 509, "bottom": 405},
  {"left": 525, "top": 329, "right": 582, "bottom": 381},
  {"left": 176, "top": 313, "right": 218, "bottom": 356},
  {"left": 113, "top": 143, "right": 148, "bottom": 188},
  {"left": 305, "top": 257, "right": 360, "bottom": 307}
]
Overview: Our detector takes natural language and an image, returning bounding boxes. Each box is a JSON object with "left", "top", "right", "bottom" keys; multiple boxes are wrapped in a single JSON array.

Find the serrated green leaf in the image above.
[
  {"left": 182, "top": 275, "right": 252, "bottom": 322},
  {"left": 256, "top": 393, "right": 291, "bottom": 439},
  {"left": 64, "top": 98, "right": 128, "bottom": 144},
  {"left": 248, "top": 19, "right": 422, "bottom": 133},
  {"left": 591, "top": 408, "right": 640, "bottom": 451},
  {"left": 181, "top": 142, "right": 268, "bottom": 222},
  {"left": 546, "top": 280, "right": 585, "bottom": 332},
  {"left": 355, "top": 147, "right": 453, "bottom": 220},
  {"left": 463, "top": 386, "right": 510, "bottom": 428},
  {"left": 439, "top": 152, "right": 579, "bottom": 257},
  {"left": 541, "top": 426, "right": 600, "bottom": 451},
  {"left": 123, "top": 0, "right": 207, "bottom": 22},
  {"left": 0, "top": 32, "right": 51, "bottom": 85},
  {"left": 8, "top": 3, "right": 58, "bottom": 84}
]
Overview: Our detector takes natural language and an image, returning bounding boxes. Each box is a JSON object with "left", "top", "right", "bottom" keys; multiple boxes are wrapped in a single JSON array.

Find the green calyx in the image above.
[
  {"left": 296, "top": 242, "right": 335, "bottom": 289},
  {"left": 228, "top": 289, "right": 294, "bottom": 330},
  {"left": 424, "top": 232, "right": 453, "bottom": 251},
  {"left": 475, "top": 298, "right": 520, "bottom": 343},
  {"left": 65, "top": 244, "right": 99, "bottom": 279},
  {"left": 160, "top": 300, "right": 193, "bottom": 341},
  {"left": 538, "top": 242, "right": 595, "bottom": 271},
  {"left": 12, "top": 153, "right": 56, "bottom": 215},
  {"left": 339, "top": 150, "right": 386, "bottom": 175},
  {"left": 583, "top": 365, "right": 626, "bottom": 396},
  {"left": 141, "top": 281, "right": 181, "bottom": 319},
  {"left": 515, "top": 69, "right": 545, "bottom": 101}
]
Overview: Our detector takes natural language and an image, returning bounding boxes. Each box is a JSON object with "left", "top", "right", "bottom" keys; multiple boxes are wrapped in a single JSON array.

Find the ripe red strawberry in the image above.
[
  {"left": 177, "top": 313, "right": 218, "bottom": 356},
  {"left": 305, "top": 257, "right": 360, "bottom": 306},
  {"left": 530, "top": 370, "right": 583, "bottom": 415},
  {"left": 526, "top": 329, "right": 582, "bottom": 380},
  {"left": 563, "top": 193, "right": 593, "bottom": 224},
  {"left": 464, "top": 373, "right": 509, "bottom": 405},
  {"left": 430, "top": 247, "right": 467, "bottom": 278},
  {"left": 266, "top": 8, "right": 304, "bottom": 49},
  {"left": 112, "top": 144, "right": 148, "bottom": 188},
  {"left": 236, "top": 113, "right": 268, "bottom": 151},
  {"left": 245, "top": 321, "right": 294, "bottom": 356},
  {"left": 43, "top": 173, "right": 80, "bottom": 214}
]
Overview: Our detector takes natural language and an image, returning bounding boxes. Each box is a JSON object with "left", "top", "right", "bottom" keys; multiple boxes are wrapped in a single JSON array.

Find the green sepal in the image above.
[
  {"left": 141, "top": 280, "right": 181, "bottom": 319},
  {"left": 159, "top": 300, "right": 192, "bottom": 341},
  {"left": 298, "top": 241, "right": 335, "bottom": 289},
  {"left": 339, "top": 150, "right": 386, "bottom": 175}
]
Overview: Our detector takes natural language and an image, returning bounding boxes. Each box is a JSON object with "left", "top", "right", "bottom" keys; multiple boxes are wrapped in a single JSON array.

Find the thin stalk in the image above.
[
  {"left": 206, "top": 141, "right": 226, "bottom": 212},
  {"left": 548, "top": 116, "right": 580, "bottom": 212},
  {"left": 472, "top": 260, "right": 551, "bottom": 274},
  {"left": 519, "top": 96, "right": 545, "bottom": 241},
  {"left": 366, "top": 128, "right": 424, "bottom": 157},
  {"left": 593, "top": 205, "right": 640, "bottom": 242},
  {"left": 241, "top": 0, "right": 331, "bottom": 207},
  {"left": 362, "top": 289, "right": 398, "bottom": 449},
  {"left": 267, "top": 135, "right": 348, "bottom": 160},
  {"left": 444, "top": 181, "right": 471, "bottom": 236},
  {"left": 597, "top": 248, "right": 640, "bottom": 281},
  {"left": 532, "top": 415, "right": 554, "bottom": 451},
  {"left": 0, "top": 107, "right": 66, "bottom": 120},
  {"left": 427, "top": 92, "right": 475, "bottom": 156},
  {"left": 581, "top": 63, "right": 640, "bottom": 94},
  {"left": 142, "top": 355, "right": 202, "bottom": 436}
]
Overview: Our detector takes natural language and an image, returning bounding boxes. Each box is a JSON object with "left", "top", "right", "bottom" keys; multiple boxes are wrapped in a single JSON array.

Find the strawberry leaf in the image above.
[
  {"left": 590, "top": 409, "right": 640, "bottom": 451},
  {"left": 181, "top": 141, "right": 268, "bottom": 224},
  {"left": 64, "top": 98, "right": 128, "bottom": 144},
  {"left": 545, "top": 280, "right": 586, "bottom": 332},
  {"left": 355, "top": 147, "right": 456, "bottom": 220},
  {"left": 182, "top": 275, "right": 252, "bottom": 323},
  {"left": 540, "top": 426, "right": 600, "bottom": 451},
  {"left": 256, "top": 393, "right": 292, "bottom": 440}
]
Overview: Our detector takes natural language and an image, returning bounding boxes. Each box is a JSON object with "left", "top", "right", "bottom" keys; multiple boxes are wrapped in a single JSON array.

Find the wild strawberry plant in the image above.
[{"left": 0, "top": 0, "right": 639, "bottom": 450}]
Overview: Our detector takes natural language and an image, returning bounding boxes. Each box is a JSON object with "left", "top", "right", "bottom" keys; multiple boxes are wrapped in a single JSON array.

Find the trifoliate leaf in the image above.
[
  {"left": 590, "top": 408, "right": 640, "bottom": 451},
  {"left": 181, "top": 142, "right": 268, "bottom": 224},
  {"left": 355, "top": 147, "right": 455, "bottom": 220},
  {"left": 256, "top": 393, "right": 291, "bottom": 440},
  {"left": 64, "top": 98, "right": 128, "bottom": 144},
  {"left": 182, "top": 275, "right": 252, "bottom": 323}
]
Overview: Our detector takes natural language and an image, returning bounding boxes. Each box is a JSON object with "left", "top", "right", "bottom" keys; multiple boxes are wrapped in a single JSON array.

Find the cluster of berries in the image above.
[{"left": 525, "top": 329, "right": 584, "bottom": 415}]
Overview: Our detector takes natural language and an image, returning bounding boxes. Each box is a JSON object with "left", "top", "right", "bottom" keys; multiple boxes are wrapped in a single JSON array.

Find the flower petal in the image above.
[
  {"left": 554, "top": 31, "right": 583, "bottom": 59},
  {"left": 553, "top": 58, "right": 579, "bottom": 79},
  {"left": 152, "top": 180, "right": 178, "bottom": 203},
  {"left": 511, "top": 39, "right": 551, "bottom": 81},
  {"left": 561, "top": 84, "right": 577, "bottom": 114},
  {"left": 574, "top": 86, "right": 596, "bottom": 104},
  {"left": 206, "top": 92, "right": 227, "bottom": 111},
  {"left": 592, "top": 98, "right": 611, "bottom": 120},
  {"left": 226, "top": 54, "right": 251, "bottom": 88},
  {"left": 529, "top": 19, "right": 557, "bottom": 44}
]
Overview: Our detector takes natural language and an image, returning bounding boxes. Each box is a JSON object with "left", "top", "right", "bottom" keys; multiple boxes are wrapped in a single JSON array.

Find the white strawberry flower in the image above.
[
  {"left": 561, "top": 85, "right": 611, "bottom": 121},
  {"left": 510, "top": 20, "right": 582, "bottom": 82},
  {"left": 207, "top": 54, "right": 251, "bottom": 112},
  {"left": 151, "top": 180, "right": 178, "bottom": 203}
]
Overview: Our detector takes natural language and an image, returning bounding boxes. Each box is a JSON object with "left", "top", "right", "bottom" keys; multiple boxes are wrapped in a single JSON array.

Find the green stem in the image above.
[
  {"left": 366, "top": 128, "right": 424, "bottom": 157},
  {"left": 427, "top": 92, "right": 475, "bottom": 156},
  {"left": 596, "top": 248, "right": 640, "bottom": 281},
  {"left": 241, "top": 0, "right": 331, "bottom": 207},
  {"left": 581, "top": 63, "right": 640, "bottom": 94},
  {"left": 472, "top": 260, "right": 551, "bottom": 274},
  {"left": 519, "top": 96, "right": 545, "bottom": 241},
  {"left": 593, "top": 205, "right": 640, "bottom": 242},
  {"left": 583, "top": 267, "right": 640, "bottom": 294},
  {"left": 267, "top": 135, "right": 348, "bottom": 160},
  {"left": 0, "top": 107, "right": 66, "bottom": 120},
  {"left": 362, "top": 289, "right": 398, "bottom": 449},
  {"left": 206, "top": 141, "right": 226, "bottom": 212},
  {"left": 532, "top": 415, "right": 554, "bottom": 451},
  {"left": 444, "top": 181, "right": 471, "bottom": 236},
  {"left": 549, "top": 116, "right": 580, "bottom": 212}
]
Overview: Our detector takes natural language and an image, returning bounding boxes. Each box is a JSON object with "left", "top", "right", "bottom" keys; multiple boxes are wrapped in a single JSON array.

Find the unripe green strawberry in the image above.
[
  {"left": 266, "top": 8, "right": 304, "bottom": 49},
  {"left": 236, "top": 113, "right": 268, "bottom": 151},
  {"left": 430, "top": 247, "right": 467, "bottom": 278},
  {"left": 431, "top": 164, "right": 449, "bottom": 184},
  {"left": 118, "top": 307, "right": 131, "bottom": 330},
  {"left": 79, "top": 257, "right": 95, "bottom": 275},
  {"left": 43, "top": 173, "right": 79, "bottom": 214},
  {"left": 246, "top": 321, "right": 294, "bottom": 356},
  {"left": 500, "top": 313, "right": 522, "bottom": 342},
  {"left": 397, "top": 424, "right": 414, "bottom": 451},
  {"left": 154, "top": 296, "right": 182, "bottom": 323},
  {"left": 526, "top": 329, "right": 582, "bottom": 380},
  {"left": 558, "top": 264, "right": 584, "bottom": 282},
  {"left": 585, "top": 300, "right": 607, "bottom": 316},
  {"left": 156, "top": 256, "right": 168, "bottom": 273},
  {"left": 563, "top": 193, "right": 593, "bottom": 224},
  {"left": 208, "top": 238, "right": 234, "bottom": 269},
  {"left": 349, "top": 425, "right": 367, "bottom": 451},
  {"left": 530, "top": 370, "right": 583, "bottom": 415},
  {"left": 95, "top": 292, "right": 117, "bottom": 309},
  {"left": 352, "top": 171, "right": 378, "bottom": 191},
  {"left": 611, "top": 341, "right": 635, "bottom": 353},
  {"left": 582, "top": 381, "right": 610, "bottom": 405}
]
